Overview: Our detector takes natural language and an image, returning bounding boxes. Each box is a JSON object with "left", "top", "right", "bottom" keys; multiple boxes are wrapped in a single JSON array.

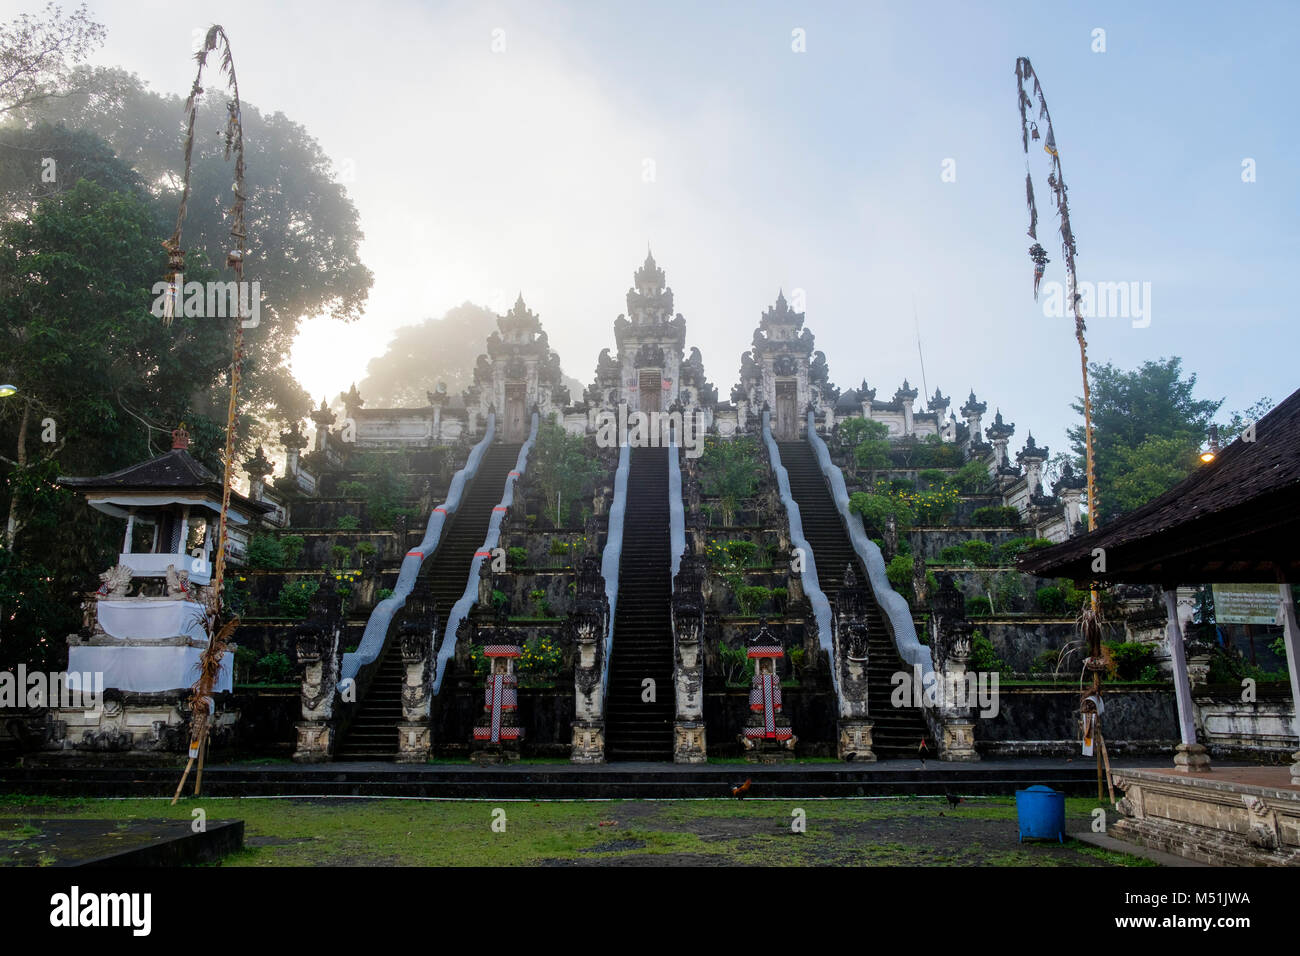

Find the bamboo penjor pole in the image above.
[
  {"left": 166, "top": 25, "right": 248, "bottom": 804},
  {"left": 1014, "top": 57, "right": 1106, "bottom": 800}
]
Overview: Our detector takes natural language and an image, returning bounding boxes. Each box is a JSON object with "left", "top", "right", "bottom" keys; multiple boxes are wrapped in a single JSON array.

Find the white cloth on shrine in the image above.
[
  {"left": 96, "top": 601, "right": 208, "bottom": 642},
  {"left": 66, "top": 645, "right": 231, "bottom": 694}
]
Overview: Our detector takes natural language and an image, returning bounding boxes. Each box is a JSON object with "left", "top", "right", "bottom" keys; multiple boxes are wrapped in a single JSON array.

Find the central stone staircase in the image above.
[
  {"left": 336, "top": 442, "right": 522, "bottom": 760},
  {"left": 605, "top": 445, "right": 675, "bottom": 761},
  {"left": 777, "top": 440, "right": 931, "bottom": 760}
]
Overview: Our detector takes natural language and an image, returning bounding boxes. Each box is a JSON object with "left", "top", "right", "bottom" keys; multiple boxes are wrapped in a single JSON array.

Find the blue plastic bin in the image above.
[{"left": 1015, "top": 785, "right": 1065, "bottom": 843}]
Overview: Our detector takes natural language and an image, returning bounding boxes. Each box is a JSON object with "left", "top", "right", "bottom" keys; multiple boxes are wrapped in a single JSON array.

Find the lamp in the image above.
[{"left": 1199, "top": 424, "right": 1220, "bottom": 464}]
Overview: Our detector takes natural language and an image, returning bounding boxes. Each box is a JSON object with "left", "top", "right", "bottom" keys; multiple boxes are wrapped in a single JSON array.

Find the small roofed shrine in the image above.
[
  {"left": 50, "top": 425, "right": 273, "bottom": 754},
  {"left": 1020, "top": 387, "right": 1300, "bottom": 865}
]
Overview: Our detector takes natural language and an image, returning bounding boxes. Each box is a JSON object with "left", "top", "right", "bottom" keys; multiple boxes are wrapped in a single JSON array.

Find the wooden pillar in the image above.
[
  {"left": 1277, "top": 582, "right": 1300, "bottom": 783},
  {"left": 1163, "top": 588, "right": 1210, "bottom": 771},
  {"left": 122, "top": 511, "right": 136, "bottom": 554},
  {"left": 177, "top": 506, "right": 190, "bottom": 557}
]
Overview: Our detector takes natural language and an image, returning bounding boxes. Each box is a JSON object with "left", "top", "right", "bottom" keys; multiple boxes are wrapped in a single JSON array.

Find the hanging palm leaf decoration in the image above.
[
  {"left": 164, "top": 25, "right": 248, "bottom": 803},
  {"left": 1015, "top": 56, "right": 1106, "bottom": 799}
]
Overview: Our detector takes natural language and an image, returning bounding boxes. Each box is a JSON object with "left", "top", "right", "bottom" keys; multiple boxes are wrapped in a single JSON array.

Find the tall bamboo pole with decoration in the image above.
[
  {"left": 164, "top": 25, "right": 248, "bottom": 804},
  {"left": 1014, "top": 57, "right": 1109, "bottom": 800}
]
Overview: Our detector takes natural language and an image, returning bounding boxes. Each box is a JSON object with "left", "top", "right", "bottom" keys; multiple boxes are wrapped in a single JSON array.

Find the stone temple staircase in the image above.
[
  {"left": 336, "top": 442, "right": 522, "bottom": 760},
  {"left": 777, "top": 440, "right": 931, "bottom": 760},
  {"left": 605, "top": 445, "right": 675, "bottom": 761}
]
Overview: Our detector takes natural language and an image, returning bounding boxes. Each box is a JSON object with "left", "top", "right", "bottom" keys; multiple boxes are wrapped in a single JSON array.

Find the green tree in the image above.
[
  {"left": 838, "top": 416, "right": 890, "bottom": 485},
  {"left": 532, "top": 422, "right": 601, "bottom": 528},
  {"left": 0, "top": 178, "right": 235, "bottom": 664},
  {"left": 700, "top": 436, "right": 763, "bottom": 526},
  {"left": 0, "top": 121, "right": 144, "bottom": 215},
  {"left": 1068, "top": 358, "right": 1221, "bottom": 522},
  {"left": 1107, "top": 435, "right": 1202, "bottom": 515},
  {"left": 0, "top": 3, "right": 114, "bottom": 116},
  {"left": 15, "top": 70, "right": 373, "bottom": 429}
]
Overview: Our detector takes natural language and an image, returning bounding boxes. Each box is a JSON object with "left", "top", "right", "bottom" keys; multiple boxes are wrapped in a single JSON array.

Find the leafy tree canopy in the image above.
[
  {"left": 10, "top": 68, "right": 374, "bottom": 429},
  {"left": 1068, "top": 357, "right": 1222, "bottom": 522}
]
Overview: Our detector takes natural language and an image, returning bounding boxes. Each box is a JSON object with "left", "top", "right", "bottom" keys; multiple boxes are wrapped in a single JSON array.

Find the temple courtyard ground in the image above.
[{"left": 0, "top": 793, "right": 1158, "bottom": 866}]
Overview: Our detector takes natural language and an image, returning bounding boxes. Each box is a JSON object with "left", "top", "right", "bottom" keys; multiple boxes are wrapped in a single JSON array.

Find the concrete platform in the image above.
[
  {"left": 1111, "top": 764, "right": 1300, "bottom": 866},
  {"left": 0, "top": 817, "right": 244, "bottom": 866}
]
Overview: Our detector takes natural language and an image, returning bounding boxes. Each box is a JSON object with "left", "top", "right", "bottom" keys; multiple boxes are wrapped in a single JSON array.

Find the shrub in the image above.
[
  {"left": 233, "top": 645, "right": 259, "bottom": 683},
  {"left": 1060, "top": 580, "right": 1090, "bottom": 613},
  {"left": 771, "top": 587, "right": 788, "bottom": 612},
  {"left": 277, "top": 579, "right": 321, "bottom": 618},
  {"left": 354, "top": 540, "right": 378, "bottom": 558},
  {"left": 941, "top": 540, "right": 995, "bottom": 566},
  {"left": 937, "top": 544, "right": 964, "bottom": 564},
  {"left": 349, "top": 453, "right": 411, "bottom": 529},
  {"left": 1138, "top": 663, "right": 1162, "bottom": 682},
  {"left": 1036, "top": 586, "right": 1065, "bottom": 615},
  {"left": 336, "top": 514, "right": 360, "bottom": 530},
  {"left": 965, "top": 596, "right": 992, "bottom": 617},
  {"left": 971, "top": 505, "right": 1021, "bottom": 527},
  {"left": 255, "top": 651, "right": 293, "bottom": 684},
  {"left": 736, "top": 585, "right": 773, "bottom": 616},
  {"left": 223, "top": 576, "right": 250, "bottom": 617},
  {"left": 376, "top": 587, "right": 395, "bottom": 602},
  {"left": 245, "top": 532, "right": 283, "bottom": 570},
  {"left": 507, "top": 546, "right": 528, "bottom": 569},
  {"left": 969, "top": 629, "right": 1005, "bottom": 672},
  {"left": 1105, "top": 641, "right": 1154, "bottom": 681},
  {"left": 886, "top": 553, "right": 915, "bottom": 601},
  {"left": 330, "top": 544, "right": 352, "bottom": 568},
  {"left": 518, "top": 634, "right": 562, "bottom": 676},
  {"left": 953, "top": 460, "right": 991, "bottom": 493},
  {"left": 849, "top": 491, "right": 914, "bottom": 535},
  {"left": 337, "top": 480, "right": 367, "bottom": 498},
  {"left": 995, "top": 536, "right": 1052, "bottom": 564},
  {"left": 700, "top": 436, "right": 764, "bottom": 525},
  {"left": 279, "top": 534, "right": 305, "bottom": 567},
  {"left": 491, "top": 589, "right": 508, "bottom": 610},
  {"left": 918, "top": 468, "right": 948, "bottom": 489},
  {"left": 994, "top": 572, "right": 1024, "bottom": 612},
  {"left": 788, "top": 647, "right": 805, "bottom": 679},
  {"left": 909, "top": 486, "right": 960, "bottom": 525},
  {"left": 718, "top": 641, "right": 755, "bottom": 685},
  {"left": 528, "top": 588, "right": 552, "bottom": 617},
  {"left": 1031, "top": 647, "right": 1063, "bottom": 674},
  {"left": 706, "top": 539, "right": 760, "bottom": 594},
  {"left": 532, "top": 422, "right": 603, "bottom": 527}
]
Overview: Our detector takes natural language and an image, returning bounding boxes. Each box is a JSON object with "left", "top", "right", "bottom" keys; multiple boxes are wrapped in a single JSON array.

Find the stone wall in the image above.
[{"left": 977, "top": 686, "right": 1178, "bottom": 756}]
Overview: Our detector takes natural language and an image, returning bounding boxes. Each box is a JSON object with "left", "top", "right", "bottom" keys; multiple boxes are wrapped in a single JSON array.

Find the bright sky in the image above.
[{"left": 14, "top": 0, "right": 1298, "bottom": 456}]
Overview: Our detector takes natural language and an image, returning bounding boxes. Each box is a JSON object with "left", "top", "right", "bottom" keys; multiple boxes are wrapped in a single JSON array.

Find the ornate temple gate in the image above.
[
  {"left": 638, "top": 369, "right": 662, "bottom": 414},
  {"left": 775, "top": 379, "right": 798, "bottom": 440},
  {"left": 504, "top": 384, "right": 527, "bottom": 441}
]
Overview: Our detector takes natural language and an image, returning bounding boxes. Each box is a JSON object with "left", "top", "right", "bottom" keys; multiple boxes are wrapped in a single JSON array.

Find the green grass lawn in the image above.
[{"left": 0, "top": 793, "right": 1154, "bottom": 867}]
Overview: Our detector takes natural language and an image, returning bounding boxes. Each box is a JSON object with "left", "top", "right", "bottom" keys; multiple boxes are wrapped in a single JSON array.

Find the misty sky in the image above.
[{"left": 19, "top": 0, "right": 1297, "bottom": 457}]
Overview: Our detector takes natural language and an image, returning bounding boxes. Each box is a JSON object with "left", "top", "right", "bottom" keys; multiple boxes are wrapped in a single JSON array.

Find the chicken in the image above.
[
  {"left": 945, "top": 793, "right": 964, "bottom": 809},
  {"left": 730, "top": 778, "right": 753, "bottom": 799}
]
